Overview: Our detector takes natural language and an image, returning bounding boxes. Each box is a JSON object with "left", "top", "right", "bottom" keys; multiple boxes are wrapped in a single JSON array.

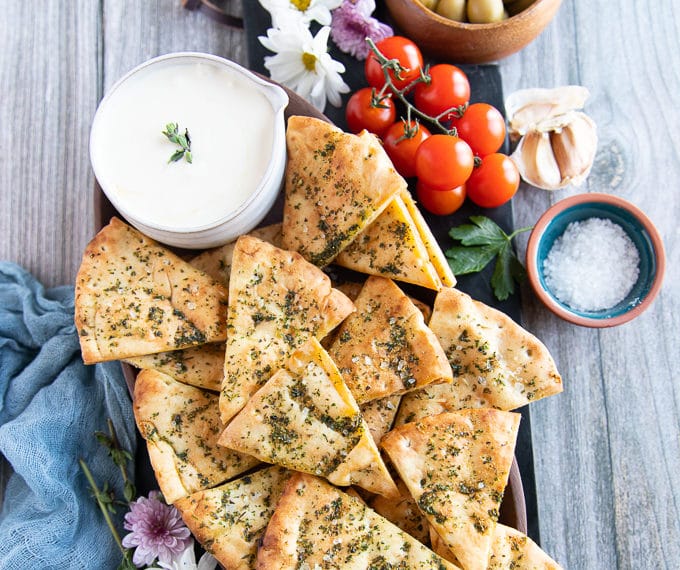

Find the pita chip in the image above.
[
  {"left": 360, "top": 394, "right": 401, "bottom": 445},
  {"left": 219, "top": 337, "right": 399, "bottom": 498},
  {"left": 396, "top": 287, "right": 562, "bottom": 424},
  {"left": 190, "top": 223, "right": 282, "bottom": 286},
  {"left": 257, "top": 472, "right": 459, "bottom": 570},
  {"left": 335, "top": 195, "right": 443, "bottom": 290},
  {"left": 133, "top": 370, "right": 259, "bottom": 503},
  {"left": 124, "top": 342, "right": 224, "bottom": 392},
  {"left": 220, "top": 235, "right": 354, "bottom": 423},
  {"left": 401, "top": 190, "right": 457, "bottom": 288},
  {"left": 382, "top": 409, "right": 520, "bottom": 570},
  {"left": 486, "top": 524, "right": 563, "bottom": 569},
  {"left": 281, "top": 116, "right": 406, "bottom": 266},
  {"left": 369, "top": 478, "right": 432, "bottom": 545},
  {"left": 329, "top": 276, "right": 452, "bottom": 404},
  {"left": 75, "top": 217, "right": 228, "bottom": 364},
  {"left": 174, "top": 466, "right": 291, "bottom": 570}
]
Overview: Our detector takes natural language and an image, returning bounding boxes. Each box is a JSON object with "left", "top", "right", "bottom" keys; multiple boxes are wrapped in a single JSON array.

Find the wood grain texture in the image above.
[
  {"left": 501, "top": 1, "right": 680, "bottom": 569},
  {"left": 1, "top": 1, "right": 679, "bottom": 568},
  {"left": 0, "top": 0, "right": 101, "bottom": 287}
]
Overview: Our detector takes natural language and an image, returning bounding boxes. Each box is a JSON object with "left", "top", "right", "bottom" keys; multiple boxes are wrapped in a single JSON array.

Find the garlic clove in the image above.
[
  {"left": 505, "top": 86, "right": 591, "bottom": 136},
  {"left": 550, "top": 112, "right": 598, "bottom": 186},
  {"left": 512, "top": 130, "right": 564, "bottom": 190}
]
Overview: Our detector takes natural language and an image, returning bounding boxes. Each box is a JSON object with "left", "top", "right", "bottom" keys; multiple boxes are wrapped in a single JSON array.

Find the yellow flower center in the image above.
[
  {"left": 302, "top": 52, "right": 317, "bottom": 72},
  {"left": 290, "top": 0, "right": 311, "bottom": 11}
]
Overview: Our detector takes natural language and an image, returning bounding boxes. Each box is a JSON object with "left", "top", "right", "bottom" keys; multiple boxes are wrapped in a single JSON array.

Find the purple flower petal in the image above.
[
  {"left": 331, "top": 0, "right": 393, "bottom": 60},
  {"left": 121, "top": 493, "right": 193, "bottom": 568}
]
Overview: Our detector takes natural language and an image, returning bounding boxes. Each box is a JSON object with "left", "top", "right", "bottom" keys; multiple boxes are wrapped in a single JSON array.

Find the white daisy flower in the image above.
[
  {"left": 259, "top": 24, "right": 350, "bottom": 112},
  {"left": 259, "top": 0, "right": 343, "bottom": 27}
]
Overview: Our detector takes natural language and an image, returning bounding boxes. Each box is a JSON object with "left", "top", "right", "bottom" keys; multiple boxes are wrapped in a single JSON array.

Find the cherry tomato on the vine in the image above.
[
  {"left": 345, "top": 88, "right": 397, "bottom": 137},
  {"left": 452, "top": 103, "right": 506, "bottom": 157},
  {"left": 383, "top": 120, "right": 431, "bottom": 178},
  {"left": 365, "top": 36, "right": 424, "bottom": 91},
  {"left": 416, "top": 180, "right": 466, "bottom": 216},
  {"left": 415, "top": 134, "right": 474, "bottom": 190},
  {"left": 414, "top": 64, "right": 470, "bottom": 121},
  {"left": 466, "top": 153, "right": 520, "bottom": 208}
]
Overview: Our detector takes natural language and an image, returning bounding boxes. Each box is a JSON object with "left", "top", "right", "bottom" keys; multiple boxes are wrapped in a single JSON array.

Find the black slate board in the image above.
[{"left": 242, "top": 2, "right": 539, "bottom": 543}]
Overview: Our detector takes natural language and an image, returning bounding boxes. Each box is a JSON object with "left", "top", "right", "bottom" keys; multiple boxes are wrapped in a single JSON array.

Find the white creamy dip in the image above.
[{"left": 91, "top": 57, "right": 277, "bottom": 230}]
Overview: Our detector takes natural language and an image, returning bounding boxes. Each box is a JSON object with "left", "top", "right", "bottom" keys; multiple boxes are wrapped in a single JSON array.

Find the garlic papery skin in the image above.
[{"left": 506, "top": 86, "right": 597, "bottom": 190}]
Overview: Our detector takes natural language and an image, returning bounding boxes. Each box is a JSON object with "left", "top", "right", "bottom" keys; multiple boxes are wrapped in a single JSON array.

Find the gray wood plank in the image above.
[
  {"left": 0, "top": 0, "right": 101, "bottom": 287},
  {"left": 501, "top": 1, "right": 680, "bottom": 568},
  {"left": 102, "top": 0, "right": 246, "bottom": 91}
]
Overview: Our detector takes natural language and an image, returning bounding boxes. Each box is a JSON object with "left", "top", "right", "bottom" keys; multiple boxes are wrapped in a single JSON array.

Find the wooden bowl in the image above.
[{"left": 384, "top": 0, "right": 562, "bottom": 63}]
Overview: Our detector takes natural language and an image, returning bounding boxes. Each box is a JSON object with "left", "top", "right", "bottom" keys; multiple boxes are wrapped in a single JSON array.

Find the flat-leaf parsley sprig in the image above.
[{"left": 446, "top": 216, "right": 533, "bottom": 301}]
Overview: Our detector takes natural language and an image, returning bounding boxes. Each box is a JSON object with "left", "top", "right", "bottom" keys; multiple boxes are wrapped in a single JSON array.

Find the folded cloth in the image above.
[{"left": 0, "top": 262, "right": 136, "bottom": 570}]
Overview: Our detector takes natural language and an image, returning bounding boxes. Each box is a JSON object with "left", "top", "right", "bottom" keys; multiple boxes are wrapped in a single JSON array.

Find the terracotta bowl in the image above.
[
  {"left": 526, "top": 193, "right": 666, "bottom": 328},
  {"left": 384, "top": 0, "right": 562, "bottom": 63}
]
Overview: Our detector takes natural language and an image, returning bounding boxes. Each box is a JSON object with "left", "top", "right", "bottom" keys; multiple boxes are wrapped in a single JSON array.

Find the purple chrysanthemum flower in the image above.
[
  {"left": 121, "top": 491, "right": 192, "bottom": 568},
  {"left": 331, "top": 0, "right": 393, "bottom": 60}
]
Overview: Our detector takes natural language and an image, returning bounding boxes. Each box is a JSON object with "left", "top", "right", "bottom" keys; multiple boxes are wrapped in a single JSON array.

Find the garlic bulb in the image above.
[{"left": 506, "top": 86, "right": 597, "bottom": 190}]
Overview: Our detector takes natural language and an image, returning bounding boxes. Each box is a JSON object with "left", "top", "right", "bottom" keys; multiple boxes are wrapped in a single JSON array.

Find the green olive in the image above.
[
  {"left": 467, "top": 0, "right": 505, "bottom": 23},
  {"left": 435, "top": 0, "right": 467, "bottom": 21},
  {"left": 418, "top": 0, "right": 440, "bottom": 11},
  {"left": 504, "top": 0, "right": 536, "bottom": 16}
]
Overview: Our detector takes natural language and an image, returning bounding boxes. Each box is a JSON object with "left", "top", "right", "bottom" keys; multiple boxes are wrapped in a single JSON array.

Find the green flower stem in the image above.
[{"left": 79, "top": 458, "right": 126, "bottom": 555}]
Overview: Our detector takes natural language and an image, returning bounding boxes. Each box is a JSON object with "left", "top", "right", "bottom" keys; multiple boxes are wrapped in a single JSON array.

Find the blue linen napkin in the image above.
[{"left": 0, "top": 261, "right": 136, "bottom": 570}]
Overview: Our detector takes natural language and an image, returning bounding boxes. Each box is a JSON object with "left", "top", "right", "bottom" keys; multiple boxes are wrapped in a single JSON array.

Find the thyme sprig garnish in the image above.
[
  {"left": 162, "top": 122, "right": 193, "bottom": 164},
  {"left": 366, "top": 38, "right": 467, "bottom": 138},
  {"left": 80, "top": 418, "right": 137, "bottom": 570}
]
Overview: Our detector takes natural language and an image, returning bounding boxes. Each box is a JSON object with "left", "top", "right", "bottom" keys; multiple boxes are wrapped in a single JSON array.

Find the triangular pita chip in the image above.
[
  {"left": 257, "top": 472, "right": 459, "bottom": 570},
  {"left": 75, "top": 217, "right": 228, "bottom": 364},
  {"left": 281, "top": 116, "right": 406, "bottom": 266},
  {"left": 369, "top": 478, "right": 432, "bottom": 545},
  {"left": 124, "top": 342, "right": 224, "bottom": 392},
  {"left": 401, "top": 190, "right": 457, "bottom": 287},
  {"left": 133, "top": 370, "right": 259, "bottom": 503},
  {"left": 486, "top": 524, "right": 563, "bottom": 569},
  {"left": 396, "top": 287, "right": 562, "bottom": 424},
  {"left": 220, "top": 235, "right": 354, "bottom": 423},
  {"left": 360, "top": 394, "right": 401, "bottom": 445},
  {"left": 219, "top": 338, "right": 398, "bottom": 498},
  {"left": 335, "top": 195, "right": 443, "bottom": 290},
  {"left": 381, "top": 409, "right": 520, "bottom": 570},
  {"left": 334, "top": 279, "right": 432, "bottom": 321},
  {"left": 329, "top": 276, "right": 452, "bottom": 404},
  {"left": 174, "top": 466, "right": 291, "bottom": 570},
  {"left": 190, "top": 223, "right": 282, "bottom": 286}
]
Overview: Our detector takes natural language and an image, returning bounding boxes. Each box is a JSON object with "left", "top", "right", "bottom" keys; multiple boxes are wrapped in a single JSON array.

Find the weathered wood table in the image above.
[{"left": 1, "top": 1, "right": 678, "bottom": 568}]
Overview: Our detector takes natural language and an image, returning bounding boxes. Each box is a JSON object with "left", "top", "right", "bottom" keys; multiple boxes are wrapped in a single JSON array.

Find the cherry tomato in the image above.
[
  {"left": 466, "top": 153, "right": 520, "bottom": 208},
  {"left": 345, "top": 88, "right": 397, "bottom": 137},
  {"left": 416, "top": 181, "right": 466, "bottom": 216},
  {"left": 365, "top": 36, "right": 424, "bottom": 91},
  {"left": 452, "top": 103, "right": 506, "bottom": 157},
  {"left": 415, "top": 134, "right": 474, "bottom": 190},
  {"left": 414, "top": 64, "right": 470, "bottom": 121},
  {"left": 383, "top": 120, "right": 432, "bottom": 178}
]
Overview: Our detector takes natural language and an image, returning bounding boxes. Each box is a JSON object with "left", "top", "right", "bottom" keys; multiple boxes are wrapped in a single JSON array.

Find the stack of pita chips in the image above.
[{"left": 73, "top": 114, "right": 566, "bottom": 569}]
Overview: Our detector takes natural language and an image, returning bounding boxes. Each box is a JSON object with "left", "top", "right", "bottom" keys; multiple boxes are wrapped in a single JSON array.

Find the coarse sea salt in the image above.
[{"left": 543, "top": 217, "right": 640, "bottom": 312}]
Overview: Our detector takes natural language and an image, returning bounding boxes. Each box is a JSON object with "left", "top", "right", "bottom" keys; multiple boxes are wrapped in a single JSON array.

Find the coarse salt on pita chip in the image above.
[
  {"left": 174, "top": 466, "right": 291, "bottom": 570},
  {"left": 256, "top": 472, "right": 459, "bottom": 570},
  {"left": 219, "top": 337, "right": 398, "bottom": 499},
  {"left": 220, "top": 235, "right": 354, "bottom": 424},
  {"left": 335, "top": 195, "right": 443, "bottom": 290},
  {"left": 133, "top": 369, "right": 259, "bottom": 503},
  {"left": 382, "top": 408, "right": 520, "bottom": 570},
  {"left": 124, "top": 342, "right": 224, "bottom": 392},
  {"left": 395, "top": 287, "right": 562, "bottom": 424},
  {"left": 281, "top": 116, "right": 405, "bottom": 267},
  {"left": 75, "top": 217, "right": 228, "bottom": 364},
  {"left": 329, "top": 276, "right": 452, "bottom": 404}
]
